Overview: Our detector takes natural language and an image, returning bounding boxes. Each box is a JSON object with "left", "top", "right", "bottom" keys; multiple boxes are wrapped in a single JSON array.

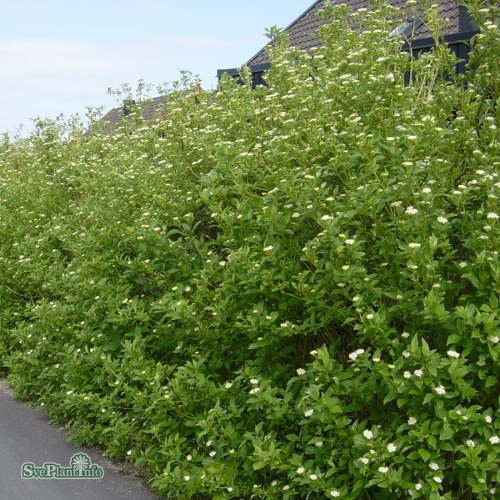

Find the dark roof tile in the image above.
[
  {"left": 246, "top": 0, "right": 463, "bottom": 67},
  {"left": 100, "top": 96, "right": 167, "bottom": 132}
]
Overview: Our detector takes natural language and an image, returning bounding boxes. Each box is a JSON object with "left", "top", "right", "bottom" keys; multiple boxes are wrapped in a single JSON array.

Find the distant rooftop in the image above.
[{"left": 98, "top": 96, "right": 168, "bottom": 133}]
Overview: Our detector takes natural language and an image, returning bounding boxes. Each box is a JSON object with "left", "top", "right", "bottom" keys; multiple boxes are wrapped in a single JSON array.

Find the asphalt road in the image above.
[{"left": 0, "top": 380, "right": 164, "bottom": 500}]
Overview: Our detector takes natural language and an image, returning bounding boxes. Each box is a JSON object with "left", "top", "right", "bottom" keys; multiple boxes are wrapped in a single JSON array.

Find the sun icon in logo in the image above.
[{"left": 70, "top": 453, "right": 91, "bottom": 475}]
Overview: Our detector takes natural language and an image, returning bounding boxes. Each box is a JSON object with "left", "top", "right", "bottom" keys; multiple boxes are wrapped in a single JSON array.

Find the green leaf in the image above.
[
  {"left": 489, "top": 293, "right": 498, "bottom": 310},
  {"left": 421, "top": 338, "right": 430, "bottom": 357},
  {"left": 418, "top": 448, "right": 431, "bottom": 461},
  {"left": 439, "top": 425, "right": 455, "bottom": 441},
  {"left": 383, "top": 391, "right": 397, "bottom": 405},
  {"left": 252, "top": 461, "right": 266, "bottom": 470},
  {"left": 427, "top": 435, "right": 437, "bottom": 449},
  {"left": 446, "top": 334, "right": 461, "bottom": 345},
  {"left": 485, "top": 376, "right": 497, "bottom": 388},
  {"left": 423, "top": 393, "right": 435, "bottom": 405},
  {"left": 440, "top": 442, "right": 454, "bottom": 451}
]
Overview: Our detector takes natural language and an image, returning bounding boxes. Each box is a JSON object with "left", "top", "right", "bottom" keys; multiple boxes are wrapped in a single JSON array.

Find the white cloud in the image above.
[{"left": 0, "top": 33, "right": 260, "bottom": 133}]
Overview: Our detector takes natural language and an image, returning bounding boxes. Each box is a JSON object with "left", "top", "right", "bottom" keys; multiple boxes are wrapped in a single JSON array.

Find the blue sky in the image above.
[{"left": 0, "top": 0, "right": 312, "bottom": 135}]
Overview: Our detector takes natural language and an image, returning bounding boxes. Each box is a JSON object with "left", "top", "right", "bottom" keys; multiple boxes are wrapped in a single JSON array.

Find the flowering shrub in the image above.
[{"left": 0, "top": 1, "right": 498, "bottom": 498}]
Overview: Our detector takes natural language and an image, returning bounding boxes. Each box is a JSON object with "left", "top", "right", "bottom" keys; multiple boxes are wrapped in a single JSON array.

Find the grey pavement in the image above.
[{"left": 0, "top": 380, "right": 165, "bottom": 500}]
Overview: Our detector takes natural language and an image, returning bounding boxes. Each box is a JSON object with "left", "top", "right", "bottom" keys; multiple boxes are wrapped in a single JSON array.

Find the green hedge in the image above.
[{"left": 0, "top": 2, "right": 498, "bottom": 498}]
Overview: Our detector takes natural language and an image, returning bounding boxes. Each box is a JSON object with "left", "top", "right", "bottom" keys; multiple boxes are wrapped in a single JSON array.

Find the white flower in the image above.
[
  {"left": 296, "top": 368, "right": 306, "bottom": 376},
  {"left": 363, "top": 429, "right": 373, "bottom": 439},
  {"left": 126, "top": 450, "right": 132, "bottom": 456},
  {"left": 283, "top": 485, "right": 290, "bottom": 491},
  {"left": 206, "top": 440, "right": 213, "bottom": 447},
  {"left": 408, "top": 417, "right": 417, "bottom": 425},
  {"left": 352, "top": 295, "right": 361, "bottom": 302},
  {"left": 403, "top": 371, "right": 412, "bottom": 379},
  {"left": 429, "top": 462, "right": 439, "bottom": 471},
  {"left": 490, "top": 436, "right": 500, "bottom": 444},
  {"left": 304, "top": 409, "right": 314, "bottom": 417},
  {"left": 309, "top": 474, "right": 318, "bottom": 480},
  {"left": 415, "top": 483, "right": 422, "bottom": 491},
  {"left": 345, "top": 239, "right": 356, "bottom": 245},
  {"left": 292, "top": 212, "right": 300, "bottom": 218},
  {"left": 401, "top": 331, "right": 410, "bottom": 338},
  {"left": 209, "top": 451, "right": 216, "bottom": 457},
  {"left": 422, "top": 187, "right": 432, "bottom": 194},
  {"left": 349, "top": 348, "right": 364, "bottom": 361},
  {"left": 414, "top": 369, "right": 423, "bottom": 378},
  {"left": 408, "top": 242, "right": 421, "bottom": 249},
  {"left": 250, "top": 378, "right": 259, "bottom": 385},
  {"left": 330, "top": 491, "right": 340, "bottom": 497},
  {"left": 297, "top": 466, "right": 305, "bottom": 474},
  {"left": 378, "top": 466, "right": 389, "bottom": 473},
  {"left": 366, "top": 313, "right": 374, "bottom": 320},
  {"left": 486, "top": 212, "right": 498, "bottom": 219},
  {"left": 433, "top": 476, "right": 442, "bottom": 484},
  {"left": 435, "top": 385, "right": 446, "bottom": 395},
  {"left": 321, "top": 215, "right": 333, "bottom": 221},
  {"left": 387, "top": 443, "right": 397, "bottom": 453},
  {"left": 488, "top": 335, "right": 499, "bottom": 344},
  {"left": 359, "top": 457, "right": 370, "bottom": 464},
  {"left": 263, "top": 245, "right": 274, "bottom": 252},
  {"left": 437, "top": 216, "right": 448, "bottom": 224},
  {"left": 466, "top": 440, "right": 475, "bottom": 448},
  {"left": 184, "top": 475, "right": 190, "bottom": 481},
  {"left": 485, "top": 415, "right": 492, "bottom": 423},
  {"left": 249, "top": 387, "right": 260, "bottom": 395},
  {"left": 447, "top": 350, "right": 460, "bottom": 358},
  {"left": 186, "top": 454, "right": 192, "bottom": 461},
  {"left": 405, "top": 206, "right": 419, "bottom": 215},
  {"left": 224, "top": 382, "right": 233, "bottom": 389}
]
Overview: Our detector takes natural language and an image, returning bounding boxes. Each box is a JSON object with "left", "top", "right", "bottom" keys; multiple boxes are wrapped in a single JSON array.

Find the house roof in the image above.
[
  {"left": 98, "top": 84, "right": 206, "bottom": 133},
  {"left": 99, "top": 96, "right": 167, "bottom": 133},
  {"left": 246, "top": 0, "right": 465, "bottom": 67}
]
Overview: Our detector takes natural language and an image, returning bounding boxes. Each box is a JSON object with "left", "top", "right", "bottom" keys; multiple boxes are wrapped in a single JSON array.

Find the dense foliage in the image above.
[{"left": 0, "top": 1, "right": 498, "bottom": 498}]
